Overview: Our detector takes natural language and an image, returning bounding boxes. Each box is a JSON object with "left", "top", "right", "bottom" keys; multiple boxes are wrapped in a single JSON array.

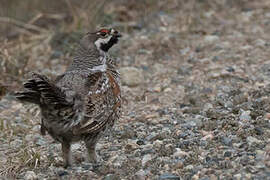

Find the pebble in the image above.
[
  {"left": 57, "top": 169, "right": 69, "bottom": 176},
  {"left": 246, "top": 136, "right": 261, "bottom": 145},
  {"left": 24, "top": 171, "right": 38, "bottom": 180},
  {"left": 185, "top": 165, "right": 194, "bottom": 171},
  {"left": 173, "top": 148, "right": 189, "bottom": 158},
  {"left": 221, "top": 136, "right": 232, "bottom": 146},
  {"left": 224, "top": 151, "right": 232, "bottom": 157},
  {"left": 204, "top": 35, "right": 219, "bottom": 43},
  {"left": 136, "top": 139, "right": 145, "bottom": 145},
  {"left": 153, "top": 140, "right": 163, "bottom": 149},
  {"left": 103, "top": 174, "right": 119, "bottom": 180},
  {"left": 192, "top": 174, "right": 199, "bottom": 180},
  {"left": 142, "top": 154, "right": 152, "bottom": 167},
  {"left": 233, "top": 173, "right": 242, "bottom": 180},
  {"left": 159, "top": 173, "right": 180, "bottom": 180},
  {"left": 125, "top": 140, "right": 140, "bottom": 151},
  {"left": 255, "top": 39, "right": 266, "bottom": 47},
  {"left": 152, "top": 63, "right": 167, "bottom": 74},
  {"left": 239, "top": 110, "right": 251, "bottom": 121},
  {"left": 134, "top": 169, "right": 148, "bottom": 180},
  {"left": 174, "top": 160, "right": 184, "bottom": 169},
  {"left": 119, "top": 67, "right": 144, "bottom": 86}
]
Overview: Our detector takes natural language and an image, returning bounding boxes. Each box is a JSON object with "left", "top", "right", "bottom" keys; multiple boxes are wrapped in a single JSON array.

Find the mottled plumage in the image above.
[{"left": 15, "top": 28, "right": 122, "bottom": 167}]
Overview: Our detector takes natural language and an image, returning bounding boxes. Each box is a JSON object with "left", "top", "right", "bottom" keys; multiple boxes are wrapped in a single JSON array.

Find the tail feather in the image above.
[
  {"left": 15, "top": 73, "right": 70, "bottom": 107},
  {"left": 15, "top": 90, "right": 41, "bottom": 104}
]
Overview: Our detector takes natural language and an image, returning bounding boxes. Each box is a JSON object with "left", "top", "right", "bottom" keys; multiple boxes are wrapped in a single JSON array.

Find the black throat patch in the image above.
[{"left": 100, "top": 36, "right": 119, "bottom": 52}]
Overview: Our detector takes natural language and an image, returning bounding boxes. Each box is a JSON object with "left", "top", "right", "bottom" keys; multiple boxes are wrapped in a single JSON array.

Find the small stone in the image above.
[
  {"left": 202, "top": 133, "right": 214, "bottom": 141},
  {"left": 159, "top": 173, "right": 180, "bottom": 180},
  {"left": 136, "top": 139, "right": 145, "bottom": 146},
  {"left": 224, "top": 151, "right": 232, "bottom": 157},
  {"left": 241, "top": 45, "right": 252, "bottom": 50},
  {"left": 265, "top": 113, "right": 270, "bottom": 119},
  {"left": 173, "top": 148, "right": 189, "bottom": 158},
  {"left": 203, "top": 103, "right": 213, "bottom": 111},
  {"left": 179, "top": 47, "right": 190, "bottom": 55},
  {"left": 119, "top": 67, "right": 144, "bottom": 86},
  {"left": 152, "top": 63, "right": 167, "bottom": 74},
  {"left": 153, "top": 140, "right": 163, "bottom": 149},
  {"left": 210, "top": 174, "right": 218, "bottom": 180},
  {"left": 221, "top": 137, "right": 232, "bottom": 146},
  {"left": 24, "top": 171, "right": 38, "bottom": 180},
  {"left": 125, "top": 142, "right": 139, "bottom": 152},
  {"left": 57, "top": 169, "right": 69, "bottom": 176},
  {"left": 175, "top": 160, "right": 184, "bottom": 169},
  {"left": 192, "top": 174, "right": 199, "bottom": 180},
  {"left": 164, "top": 87, "right": 172, "bottom": 92},
  {"left": 134, "top": 169, "right": 148, "bottom": 180},
  {"left": 233, "top": 174, "right": 242, "bottom": 180},
  {"left": 254, "top": 127, "right": 264, "bottom": 135},
  {"left": 204, "top": 35, "right": 219, "bottom": 43},
  {"left": 255, "top": 39, "right": 266, "bottom": 47},
  {"left": 141, "top": 144, "right": 154, "bottom": 155},
  {"left": 153, "top": 86, "right": 162, "bottom": 92},
  {"left": 247, "top": 136, "right": 261, "bottom": 145},
  {"left": 142, "top": 154, "right": 152, "bottom": 167},
  {"left": 146, "top": 133, "right": 160, "bottom": 141},
  {"left": 185, "top": 165, "right": 194, "bottom": 171},
  {"left": 103, "top": 174, "right": 119, "bottom": 180},
  {"left": 239, "top": 110, "right": 251, "bottom": 121}
]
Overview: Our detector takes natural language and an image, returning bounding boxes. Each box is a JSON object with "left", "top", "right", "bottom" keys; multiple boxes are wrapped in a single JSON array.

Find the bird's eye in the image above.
[{"left": 100, "top": 32, "right": 107, "bottom": 37}]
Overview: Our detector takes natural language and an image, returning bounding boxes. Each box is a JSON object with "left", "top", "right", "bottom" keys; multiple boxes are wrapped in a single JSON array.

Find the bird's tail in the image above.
[{"left": 15, "top": 73, "right": 69, "bottom": 107}]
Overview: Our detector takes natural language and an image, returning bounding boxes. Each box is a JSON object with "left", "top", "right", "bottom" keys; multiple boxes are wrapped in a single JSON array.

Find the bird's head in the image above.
[{"left": 80, "top": 28, "right": 122, "bottom": 53}]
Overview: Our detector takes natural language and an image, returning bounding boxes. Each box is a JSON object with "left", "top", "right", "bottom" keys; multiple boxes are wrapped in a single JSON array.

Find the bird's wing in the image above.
[{"left": 72, "top": 72, "right": 120, "bottom": 135}]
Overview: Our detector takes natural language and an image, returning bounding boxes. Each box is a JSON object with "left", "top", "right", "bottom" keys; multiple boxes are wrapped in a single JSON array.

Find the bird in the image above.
[{"left": 15, "top": 28, "right": 122, "bottom": 167}]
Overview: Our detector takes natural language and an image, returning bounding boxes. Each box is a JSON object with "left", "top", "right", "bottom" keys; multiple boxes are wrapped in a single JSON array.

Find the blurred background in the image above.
[
  {"left": 0, "top": 0, "right": 259, "bottom": 94},
  {"left": 0, "top": 0, "right": 180, "bottom": 95}
]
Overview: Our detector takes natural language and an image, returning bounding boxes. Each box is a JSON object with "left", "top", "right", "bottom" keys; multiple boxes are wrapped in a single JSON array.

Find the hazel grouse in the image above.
[{"left": 15, "top": 28, "right": 122, "bottom": 167}]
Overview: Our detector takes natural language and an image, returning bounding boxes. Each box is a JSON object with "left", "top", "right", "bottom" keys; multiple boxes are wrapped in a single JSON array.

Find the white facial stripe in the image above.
[
  {"left": 91, "top": 63, "right": 107, "bottom": 72},
  {"left": 94, "top": 35, "right": 112, "bottom": 53}
]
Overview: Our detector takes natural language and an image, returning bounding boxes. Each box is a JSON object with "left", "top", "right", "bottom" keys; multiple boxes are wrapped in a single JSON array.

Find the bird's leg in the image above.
[
  {"left": 84, "top": 140, "right": 99, "bottom": 163},
  {"left": 61, "top": 142, "right": 72, "bottom": 168}
]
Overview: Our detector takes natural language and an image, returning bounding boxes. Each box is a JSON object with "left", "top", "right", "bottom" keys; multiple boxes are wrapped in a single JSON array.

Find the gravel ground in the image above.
[{"left": 1, "top": 1, "right": 270, "bottom": 179}]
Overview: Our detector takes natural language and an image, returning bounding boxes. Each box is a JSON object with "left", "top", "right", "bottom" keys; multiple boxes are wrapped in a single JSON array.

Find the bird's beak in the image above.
[{"left": 111, "top": 29, "right": 122, "bottom": 38}]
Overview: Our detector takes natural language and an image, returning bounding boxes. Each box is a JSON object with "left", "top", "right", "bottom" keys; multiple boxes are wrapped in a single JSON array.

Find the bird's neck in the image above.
[{"left": 67, "top": 46, "right": 108, "bottom": 72}]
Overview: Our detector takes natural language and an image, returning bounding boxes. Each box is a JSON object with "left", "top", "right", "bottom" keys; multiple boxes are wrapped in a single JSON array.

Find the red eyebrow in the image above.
[{"left": 100, "top": 29, "right": 109, "bottom": 33}]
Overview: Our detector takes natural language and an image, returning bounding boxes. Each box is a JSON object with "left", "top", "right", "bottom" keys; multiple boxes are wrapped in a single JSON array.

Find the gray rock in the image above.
[
  {"left": 103, "top": 174, "right": 119, "bottom": 180},
  {"left": 224, "top": 151, "right": 232, "bottom": 157},
  {"left": 119, "top": 67, "right": 144, "bottom": 86},
  {"left": 221, "top": 137, "right": 232, "bottom": 146},
  {"left": 24, "top": 171, "right": 37, "bottom": 180},
  {"left": 57, "top": 169, "right": 69, "bottom": 176},
  {"left": 246, "top": 136, "right": 261, "bottom": 145},
  {"left": 159, "top": 173, "right": 180, "bottom": 180},
  {"left": 142, "top": 154, "right": 152, "bottom": 167},
  {"left": 255, "top": 39, "right": 266, "bottom": 47},
  {"left": 134, "top": 169, "right": 149, "bottom": 180},
  {"left": 204, "top": 35, "right": 219, "bottom": 43},
  {"left": 233, "top": 173, "right": 242, "bottom": 180},
  {"left": 239, "top": 110, "right": 251, "bottom": 121},
  {"left": 185, "top": 164, "right": 194, "bottom": 171}
]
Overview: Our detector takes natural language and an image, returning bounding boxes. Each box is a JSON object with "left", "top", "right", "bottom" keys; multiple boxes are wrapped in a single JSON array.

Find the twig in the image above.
[
  {"left": 0, "top": 17, "right": 48, "bottom": 33},
  {"left": 27, "top": 13, "right": 44, "bottom": 25}
]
